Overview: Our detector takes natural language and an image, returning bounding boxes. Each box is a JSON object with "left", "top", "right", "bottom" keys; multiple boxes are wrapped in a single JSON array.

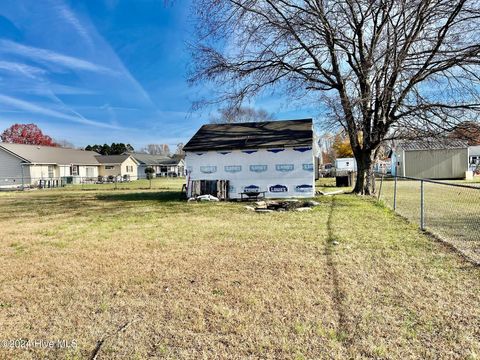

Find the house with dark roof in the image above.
[
  {"left": 129, "top": 153, "right": 185, "bottom": 178},
  {"left": 391, "top": 138, "right": 469, "bottom": 179},
  {"left": 95, "top": 154, "right": 139, "bottom": 181},
  {"left": 0, "top": 143, "right": 100, "bottom": 187},
  {"left": 183, "top": 119, "right": 315, "bottom": 199}
]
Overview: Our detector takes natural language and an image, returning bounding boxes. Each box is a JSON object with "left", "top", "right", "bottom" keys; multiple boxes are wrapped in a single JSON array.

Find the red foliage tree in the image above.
[{"left": 0, "top": 124, "right": 57, "bottom": 147}]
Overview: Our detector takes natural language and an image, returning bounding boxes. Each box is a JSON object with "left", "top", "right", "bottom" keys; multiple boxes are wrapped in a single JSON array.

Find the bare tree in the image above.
[
  {"left": 210, "top": 106, "right": 275, "bottom": 123},
  {"left": 449, "top": 121, "right": 480, "bottom": 145},
  {"left": 141, "top": 144, "right": 171, "bottom": 156},
  {"left": 191, "top": 0, "right": 480, "bottom": 194},
  {"left": 174, "top": 142, "right": 185, "bottom": 156},
  {"left": 54, "top": 139, "right": 75, "bottom": 149}
]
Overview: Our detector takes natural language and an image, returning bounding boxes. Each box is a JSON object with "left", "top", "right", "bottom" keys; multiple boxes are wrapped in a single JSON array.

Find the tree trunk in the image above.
[{"left": 353, "top": 151, "right": 375, "bottom": 195}]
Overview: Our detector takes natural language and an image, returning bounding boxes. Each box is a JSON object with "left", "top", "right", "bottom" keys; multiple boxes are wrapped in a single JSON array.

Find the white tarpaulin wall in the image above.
[{"left": 185, "top": 147, "right": 315, "bottom": 199}]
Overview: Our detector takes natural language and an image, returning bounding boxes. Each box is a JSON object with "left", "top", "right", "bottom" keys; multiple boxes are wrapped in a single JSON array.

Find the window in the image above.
[
  {"left": 126, "top": 165, "right": 134, "bottom": 173},
  {"left": 70, "top": 165, "right": 79, "bottom": 176},
  {"left": 86, "top": 167, "right": 94, "bottom": 177},
  {"left": 105, "top": 165, "right": 115, "bottom": 170},
  {"left": 48, "top": 165, "right": 54, "bottom": 178}
]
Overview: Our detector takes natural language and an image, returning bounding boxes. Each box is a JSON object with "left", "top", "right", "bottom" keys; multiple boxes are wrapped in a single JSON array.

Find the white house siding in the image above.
[
  {"left": 59, "top": 165, "right": 70, "bottom": 177},
  {"left": 121, "top": 157, "right": 138, "bottom": 180},
  {"left": 0, "top": 149, "right": 26, "bottom": 187},
  {"left": 78, "top": 166, "right": 99, "bottom": 179},
  {"left": 186, "top": 147, "right": 315, "bottom": 199},
  {"left": 28, "top": 164, "right": 58, "bottom": 179},
  {"left": 469, "top": 146, "right": 480, "bottom": 171}
]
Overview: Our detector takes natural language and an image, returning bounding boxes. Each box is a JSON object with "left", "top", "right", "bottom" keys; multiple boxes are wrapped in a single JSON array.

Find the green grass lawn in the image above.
[
  {"left": 0, "top": 179, "right": 479, "bottom": 359},
  {"left": 62, "top": 177, "right": 184, "bottom": 191},
  {"left": 316, "top": 177, "right": 352, "bottom": 193},
  {"left": 378, "top": 177, "right": 480, "bottom": 263}
]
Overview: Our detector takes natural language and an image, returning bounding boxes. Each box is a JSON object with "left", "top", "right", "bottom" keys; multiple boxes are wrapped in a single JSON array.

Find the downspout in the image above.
[{"left": 21, "top": 163, "right": 25, "bottom": 190}]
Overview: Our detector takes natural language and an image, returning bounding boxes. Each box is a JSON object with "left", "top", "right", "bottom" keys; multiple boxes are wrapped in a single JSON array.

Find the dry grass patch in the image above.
[{"left": 0, "top": 180, "right": 478, "bottom": 359}]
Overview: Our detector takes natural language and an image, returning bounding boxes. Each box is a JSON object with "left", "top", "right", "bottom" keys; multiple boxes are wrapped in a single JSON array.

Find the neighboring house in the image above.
[
  {"left": 129, "top": 153, "right": 185, "bottom": 178},
  {"left": 335, "top": 157, "right": 357, "bottom": 172},
  {"left": 0, "top": 143, "right": 100, "bottom": 187},
  {"left": 184, "top": 119, "right": 315, "bottom": 199},
  {"left": 468, "top": 145, "right": 480, "bottom": 172},
  {"left": 391, "top": 139, "right": 469, "bottom": 179},
  {"left": 95, "top": 154, "right": 139, "bottom": 181},
  {"left": 374, "top": 159, "right": 391, "bottom": 174}
]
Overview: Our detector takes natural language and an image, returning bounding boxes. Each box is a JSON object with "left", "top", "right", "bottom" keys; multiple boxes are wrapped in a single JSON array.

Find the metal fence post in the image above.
[
  {"left": 377, "top": 175, "right": 384, "bottom": 200},
  {"left": 393, "top": 176, "right": 398, "bottom": 210},
  {"left": 420, "top": 180, "right": 425, "bottom": 230}
]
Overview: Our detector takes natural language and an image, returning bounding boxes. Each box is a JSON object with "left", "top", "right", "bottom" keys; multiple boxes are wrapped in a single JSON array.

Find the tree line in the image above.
[{"left": 84, "top": 143, "right": 134, "bottom": 155}]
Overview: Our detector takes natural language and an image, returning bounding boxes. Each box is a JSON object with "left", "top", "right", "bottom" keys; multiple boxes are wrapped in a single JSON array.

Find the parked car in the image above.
[{"left": 321, "top": 163, "right": 334, "bottom": 177}]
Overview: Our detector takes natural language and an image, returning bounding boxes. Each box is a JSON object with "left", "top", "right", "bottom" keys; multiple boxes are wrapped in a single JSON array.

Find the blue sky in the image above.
[{"left": 0, "top": 0, "right": 316, "bottom": 149}]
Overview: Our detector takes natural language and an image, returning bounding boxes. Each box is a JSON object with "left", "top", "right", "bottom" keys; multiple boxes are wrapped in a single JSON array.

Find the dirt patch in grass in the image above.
[{"left": 0, "top": 180, "right": 478, "bottom": 359}]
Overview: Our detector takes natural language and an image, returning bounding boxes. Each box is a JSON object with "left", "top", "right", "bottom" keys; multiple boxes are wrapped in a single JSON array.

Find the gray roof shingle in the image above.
[
  {"left": 129, "top": 153, "right": 180, "bottom": 165},
  {"left": 95, "top": 155, "right": 133, "bottom": 164},
  {"left": 183, "top": 119, "right": 313, "bottom": 151},
  {"left": 0, "top": 143, "right": 99, "bottom": 165},
  {"left": 398, "top": 138, "right": 468, "bottom": 151}
]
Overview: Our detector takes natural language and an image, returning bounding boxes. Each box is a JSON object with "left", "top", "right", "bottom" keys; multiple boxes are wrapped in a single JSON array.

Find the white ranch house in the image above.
[
  {"left": 129, "top": 153, "right": 185, "bottom": 178},
  {"left": 96, "top": 154, "right": 139, "bottom": 181},
  {"left": 0, "top": 143, "right": 100, "bottom": 187}
]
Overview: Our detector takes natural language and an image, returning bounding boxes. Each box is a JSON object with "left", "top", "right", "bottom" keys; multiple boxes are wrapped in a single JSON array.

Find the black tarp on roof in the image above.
[{"left": 183, "top": 119, "right": 313, "bottom": 151}]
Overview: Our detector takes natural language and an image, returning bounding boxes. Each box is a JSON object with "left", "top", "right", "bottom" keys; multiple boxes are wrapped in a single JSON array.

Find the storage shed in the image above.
[
  {"left": 391, "top": 139, "right": 469, "bottom": 179},
  {"left": 184, "top": 119, "right": 315, "bottom": 199}
]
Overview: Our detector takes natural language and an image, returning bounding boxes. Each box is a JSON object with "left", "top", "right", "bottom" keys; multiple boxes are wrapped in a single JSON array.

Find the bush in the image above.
[{"left": 145, "top": 167, "right": 155, "bottom": 180}]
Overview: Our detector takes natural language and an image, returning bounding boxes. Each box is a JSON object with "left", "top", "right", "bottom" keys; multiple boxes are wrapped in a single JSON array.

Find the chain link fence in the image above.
[
  {"left": 0, "top": 176, "right": 184, "bottom": 191},
  {"left": 376, "top": 174, "right": 480, "bottom": 263}
]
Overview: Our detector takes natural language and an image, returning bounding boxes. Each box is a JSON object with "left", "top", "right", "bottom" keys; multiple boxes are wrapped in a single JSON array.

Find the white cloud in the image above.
[
  {"left": 0, "top": 94, "right": 123, "bottom": 129},
  {"left": 0, "top": 40, "right": 114, "bottom": 74},
  {"left": 0, "top": 61, "right": 46, "bottom": 79},
  {"left": 53, "top": 0, "right": 94, "bottom": 48}
]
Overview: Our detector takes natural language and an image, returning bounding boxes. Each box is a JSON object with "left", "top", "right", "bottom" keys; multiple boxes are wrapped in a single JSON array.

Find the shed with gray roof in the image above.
[
  {"left": 391, "top": 138, "right": 469, "bottom": 179},
  {"left": 184, "top": 119, "right": 315, "bottom": 199}
]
